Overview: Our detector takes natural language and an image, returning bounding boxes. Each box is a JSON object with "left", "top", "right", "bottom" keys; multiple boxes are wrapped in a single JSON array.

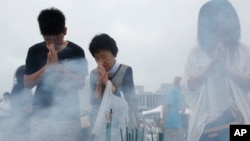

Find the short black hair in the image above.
[
  {"left": 38, "top": 7, "right": 65, "bottom": 35},
  {"left": 89, "top": 33, "right": 118, "bottom": 57},
  {"left": 197, "top": 0, "right": 240, "bottom": 50},
  {"left": 3, "top": 92, "right": 10, "bottom": 97},
  {"left": 15, "top": 65, "right": 26, "bottom": 84}
]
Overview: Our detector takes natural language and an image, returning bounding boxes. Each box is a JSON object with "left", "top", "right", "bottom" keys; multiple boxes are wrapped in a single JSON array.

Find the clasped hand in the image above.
[
  {"left": 97, "top": 62, "right": 108, "bottom": 85},
  {"left": 47, "top": 44, "right": 58, "bottom": 64},
  {"left": 207, "top": 42, "right": 229, "bottom": 75}
]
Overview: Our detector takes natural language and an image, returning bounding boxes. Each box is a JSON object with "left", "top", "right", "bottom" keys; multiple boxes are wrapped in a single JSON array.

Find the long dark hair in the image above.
[{"left": 197, "top": 0, "right": 241, "bottom": 51}]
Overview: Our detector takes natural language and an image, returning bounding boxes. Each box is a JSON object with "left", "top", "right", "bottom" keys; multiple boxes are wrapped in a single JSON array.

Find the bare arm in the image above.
[
  {"left": 24, "top": 64, "right": 48, "bottom": 89},
  {"left": 24, "top": 44, "right": 56, "bottom": 89},
  {"left": 227, "top": 68, "right": 250, "bottom": 91},
  {"left": 226, "top": 46, "right": 250, "bottom": 90}
]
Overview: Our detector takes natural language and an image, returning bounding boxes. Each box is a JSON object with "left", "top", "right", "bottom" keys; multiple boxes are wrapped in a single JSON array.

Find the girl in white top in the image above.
[{"left": 181, "top": 0, "right": 250, "bottom": 141}]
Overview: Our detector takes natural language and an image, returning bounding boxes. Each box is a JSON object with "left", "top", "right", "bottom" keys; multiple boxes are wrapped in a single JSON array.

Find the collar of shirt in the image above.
[{"left": 108, "top": 60, "right": 120, "bottom": 77}]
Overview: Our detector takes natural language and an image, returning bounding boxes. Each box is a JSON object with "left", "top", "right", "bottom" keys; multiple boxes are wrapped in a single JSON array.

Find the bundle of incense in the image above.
[
  {"left": 106, "top": 109, "right": 112, "bottom": 141},
  {"left": 122, "top": 118, "right": 143, "bottom": 141}
]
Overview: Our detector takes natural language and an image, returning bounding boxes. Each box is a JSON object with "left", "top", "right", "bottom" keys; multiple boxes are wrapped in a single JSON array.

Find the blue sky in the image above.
[{"left": 1, "top": 0, "right": 250, "bottom": 97}]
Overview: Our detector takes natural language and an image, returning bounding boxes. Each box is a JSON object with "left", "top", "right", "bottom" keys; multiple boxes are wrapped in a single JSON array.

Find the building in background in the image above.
[{"left": 135, "top": 83, "right": 173, "bottom": 120}]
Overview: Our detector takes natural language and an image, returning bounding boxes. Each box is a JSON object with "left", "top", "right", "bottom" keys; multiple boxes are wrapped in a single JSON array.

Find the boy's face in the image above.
[
  {"left": 43, "top": 33, "right": 64, "bottom": 46},
  {"left": 43, "top": 28, "right": 67, "bottom": 48}
]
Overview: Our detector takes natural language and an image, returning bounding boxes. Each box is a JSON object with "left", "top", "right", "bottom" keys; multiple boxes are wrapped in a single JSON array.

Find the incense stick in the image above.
[
  {"left": 141, "top": 128, "right": 144, "bottom": 141},
  {"left": 151, "top": 131, "right": 154, "bottom": 141},
  {"left": 135, "top": 128, "right": 138, "bottom": 141},
  {"left": 120, "top": 128, "right": 124, "bottom": 141},
  {"left": 132, "top": 129, "right": 134, "bottom": 141},
  {"left": 106, "top": 109, "right": 112, "bottom": 141}
]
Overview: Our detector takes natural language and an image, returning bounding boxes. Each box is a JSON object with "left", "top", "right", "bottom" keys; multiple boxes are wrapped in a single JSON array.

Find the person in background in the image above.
[
  {"left": 9, "top": 65, "right": 33, "bottom": 141},
  {"left": 24, "top": 7, "right": 88, "bottom": 141},
  {"left": 161, "top": 76, "right": 185, "bottom": 141},
  {"left": 180, "top": 0, "right": 250, "bottom": 141},
  {"left": 0, "top": 92, "right": 11, "bottom": 117},
  {"left": 0, "top": 92, "right": 11, "bottom": 140}
]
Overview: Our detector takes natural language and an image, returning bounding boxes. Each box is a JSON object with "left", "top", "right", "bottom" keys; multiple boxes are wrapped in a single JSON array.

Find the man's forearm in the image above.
[{"left": 24, "top": 65, "right": 47, "bottom": 89}]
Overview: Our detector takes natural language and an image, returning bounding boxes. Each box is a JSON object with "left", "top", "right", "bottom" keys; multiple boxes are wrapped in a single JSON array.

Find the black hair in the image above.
[
  {"left": 38, "top": 7, "right": 65, "bottom": 35},
  {"left": 3, "top": 92, "right": 10, "bottom": 97},
  {"left": 89, "top": 33, "right": 118, "bottom": 57},
  {"left": 15, "top": 65, "right": 26, "bottom": 84},
  {"left": 197, "top": 0, "right": 240, "bottom": 50},
  {"left": 11, "top": 65, "right": 26, "bottom": 95}
]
